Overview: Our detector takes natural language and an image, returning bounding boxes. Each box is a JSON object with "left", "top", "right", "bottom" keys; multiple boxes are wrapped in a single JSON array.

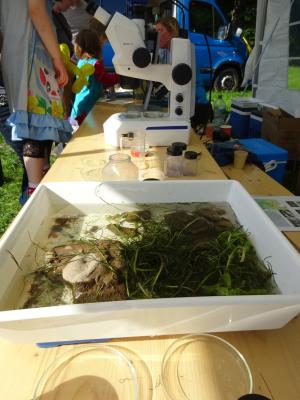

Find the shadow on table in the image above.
[{"left": 34, "top": 375, "right": 119, "bottom": 399}]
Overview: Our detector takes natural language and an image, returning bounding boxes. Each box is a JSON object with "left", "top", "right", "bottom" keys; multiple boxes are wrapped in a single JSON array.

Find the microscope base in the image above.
[{"left": 103, "top": 112, "right": 191, "bottom": 147}]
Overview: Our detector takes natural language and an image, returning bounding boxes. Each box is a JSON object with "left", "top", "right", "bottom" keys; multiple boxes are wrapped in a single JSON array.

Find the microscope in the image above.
[{"left": 86, "top": 3, "right": 195, "bottom": 147}]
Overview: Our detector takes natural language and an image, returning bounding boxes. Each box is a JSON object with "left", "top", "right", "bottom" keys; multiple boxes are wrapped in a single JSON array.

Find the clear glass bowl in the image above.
[
  {"left": 102, "top": 153, "right": 139, "bottom": 181},
  {"left": 161, "top": 333, "right": 253, "bottom": 400},
  {"left": 32, "top": 345, "right": 139, "bottom": 400}
]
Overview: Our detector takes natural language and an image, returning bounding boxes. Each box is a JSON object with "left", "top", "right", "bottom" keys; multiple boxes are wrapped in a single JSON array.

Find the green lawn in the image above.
[
  {"left": 288, "top": 66, "right": 300, "bottom": 90},
  {"left": 0, "top": 134, "right": 23, "bottom": 236}
]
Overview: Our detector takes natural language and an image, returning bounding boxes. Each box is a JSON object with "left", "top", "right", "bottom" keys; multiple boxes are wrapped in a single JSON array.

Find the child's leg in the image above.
[
  {"left": 42, "top": 140, "right": 53, "bottom": 176},
  {"left": 23, "top": 140, "right": 47, "bottom": 196}
]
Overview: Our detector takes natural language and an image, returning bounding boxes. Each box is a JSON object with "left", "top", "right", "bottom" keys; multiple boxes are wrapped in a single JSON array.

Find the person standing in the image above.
[
  {"left": 62, "top": 0, "right": 91, "bottom": 43},
  {"left": 70, "top": 29, "right": 119, "bottom": 125},
  {"left": 0, "top": 0, "right": 72, "bottom": 198}
]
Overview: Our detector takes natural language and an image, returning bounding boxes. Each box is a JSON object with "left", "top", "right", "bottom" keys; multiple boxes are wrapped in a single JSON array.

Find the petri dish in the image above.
[
  {"left": 80, "top": 158, "right": 105, "bottom": 181},
  {"left": 33, "top": 344, "right": 139, "bottom": 400},
  {"left": 161, "top": 333, "right": 253, "bottom": 400},
  {"left": 143, "top": 111, "right": 164, "bottom": 118},
  {"left": 121, "top": 111, "right": 141, "bottom": 119}
]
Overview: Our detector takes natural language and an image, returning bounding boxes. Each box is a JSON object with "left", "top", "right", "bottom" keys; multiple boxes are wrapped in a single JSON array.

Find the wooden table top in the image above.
[{"left": 1, "top": 101, "right": 300, "bottom": 400}]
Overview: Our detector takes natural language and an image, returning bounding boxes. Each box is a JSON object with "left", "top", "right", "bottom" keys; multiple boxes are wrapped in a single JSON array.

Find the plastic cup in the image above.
[
  {"left": 130, "top": 132, "right": 146, "bottom": 158},
  {"left": 234, "top": 150, "right": 248, "bottom": 169},
  {"left": 220, "top": 124, "right": 232, "bottom": 136},
  {"left": 204, "top": 123, "right": 214, "bottom": 139},
  {"left": 120, "top": 132, "right": 146, "bottom": 159}
]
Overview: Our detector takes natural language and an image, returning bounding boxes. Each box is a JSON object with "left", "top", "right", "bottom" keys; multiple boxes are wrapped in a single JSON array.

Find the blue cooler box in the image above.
[
  {"left": 230, "top": 105, "right": 256, "bottom": 139},
  {"left": 239, "top": 138, "right": 288, "bottom": 183},
  {"left": 230, "top": 97, "right": 263, "bottom": 139},
  {"left": 249, "top": 110, "right": 263, "bottom": 138}
]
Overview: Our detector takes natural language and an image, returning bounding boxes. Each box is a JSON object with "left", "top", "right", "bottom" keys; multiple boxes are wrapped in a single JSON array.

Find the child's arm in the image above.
[
  {"left": 28, "top": 0, "right": 68, "bottom": 87},
  {"left": 94, "top": 60, "right": 120, "bottom": 88}
]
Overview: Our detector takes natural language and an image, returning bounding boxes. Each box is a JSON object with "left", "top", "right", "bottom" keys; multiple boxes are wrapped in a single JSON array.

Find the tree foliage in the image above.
[{"left": 221, "top": 0, "right": 257, "bottom": 47}]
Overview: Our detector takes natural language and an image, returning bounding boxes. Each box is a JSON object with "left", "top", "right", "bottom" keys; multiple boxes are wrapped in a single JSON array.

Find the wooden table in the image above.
[
  {"left": 45, "top": 102, "right": 226, "bottom": 183},
  {"left": 1, "top": 102, "right": 300, "bottom": 399}
]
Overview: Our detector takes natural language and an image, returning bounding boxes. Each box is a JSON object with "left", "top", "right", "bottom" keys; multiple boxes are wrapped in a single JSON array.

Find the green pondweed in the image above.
[{"left": 21, "top": 203, "right": 276, "bottom": 308}]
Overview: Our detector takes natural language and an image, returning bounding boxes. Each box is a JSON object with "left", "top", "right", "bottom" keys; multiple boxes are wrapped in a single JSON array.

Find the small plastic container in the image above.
[
  {"left": 164, "top": 146, "right": 183, "bottom": 177},
  {"left": 120, "top": 132, "right": 146, "bottom": 159},
  {"left": 161, "top": 333, "right": 253, "bottom": 400},
  {"left": 32, "top": 344, "right": 139, "bottom": 400},
  {"left": 102, "top": 153, "right": 139, "bottom": 181},
  {"left": 183, "top": 150, "right": 198, "bottom": 176}
]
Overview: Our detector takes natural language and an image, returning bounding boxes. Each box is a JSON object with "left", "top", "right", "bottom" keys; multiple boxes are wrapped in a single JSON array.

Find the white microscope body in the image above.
[{"left": 93, "top": 8, "right": 195, "bottom": 147}]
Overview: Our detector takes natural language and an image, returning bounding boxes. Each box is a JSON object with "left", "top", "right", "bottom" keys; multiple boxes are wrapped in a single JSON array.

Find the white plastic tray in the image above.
[{"left": 0, "top": 180, "right": 300, "bottom": 343}]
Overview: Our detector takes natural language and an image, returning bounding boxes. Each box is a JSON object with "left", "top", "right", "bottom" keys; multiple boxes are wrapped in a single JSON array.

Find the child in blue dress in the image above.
[
  {"left": 71, "top": 29, "right": 119, "bottom": 125},
  {"left": 0, "top": 0, "right": 73, "bottom": 198}
]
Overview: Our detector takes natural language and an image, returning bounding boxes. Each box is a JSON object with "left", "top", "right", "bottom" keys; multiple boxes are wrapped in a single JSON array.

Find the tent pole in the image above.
[{"left": 252, "top": 0, "right": 269, "bottom": 96}]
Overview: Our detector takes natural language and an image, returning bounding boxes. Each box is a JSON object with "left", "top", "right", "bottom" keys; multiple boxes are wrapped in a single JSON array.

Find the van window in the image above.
[
  {"left": 288, "top": 0, "right": 300, "bottom": 89},
  {"left": 189, "top": 1, "right": 224, "bottom": 39}
]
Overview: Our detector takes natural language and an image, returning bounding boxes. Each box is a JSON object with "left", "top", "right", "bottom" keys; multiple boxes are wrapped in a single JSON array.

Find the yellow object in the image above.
[
  {"left": 242, "top": 36, "right": 252, "bottom": 55},
  {"left": 59, "top": 44, "right": 95, "bottom": 93}
]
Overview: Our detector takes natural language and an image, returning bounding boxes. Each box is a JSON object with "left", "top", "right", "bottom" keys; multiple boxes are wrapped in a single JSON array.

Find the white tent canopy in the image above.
[{"left": 243, "top": 0, "right": 300, "bottom": 117}]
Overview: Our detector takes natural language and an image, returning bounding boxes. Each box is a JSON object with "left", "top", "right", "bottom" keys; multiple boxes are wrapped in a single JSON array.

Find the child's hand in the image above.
[{"left": 53, "top": 56, "right": 69, "bottom": 87}]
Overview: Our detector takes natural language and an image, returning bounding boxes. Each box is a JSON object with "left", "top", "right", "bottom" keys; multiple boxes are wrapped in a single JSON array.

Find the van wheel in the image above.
[{"left": 213, "top": 67, "right": 240, "bottom": 91}]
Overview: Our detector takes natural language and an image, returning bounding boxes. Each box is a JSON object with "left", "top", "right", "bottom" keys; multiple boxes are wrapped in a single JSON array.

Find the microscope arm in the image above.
[
  {"left": 89, "top": 4, "right": 194, "bottom": 119},
  {"left": 92, "top": 8, "right": 192, "bottom": 91}
]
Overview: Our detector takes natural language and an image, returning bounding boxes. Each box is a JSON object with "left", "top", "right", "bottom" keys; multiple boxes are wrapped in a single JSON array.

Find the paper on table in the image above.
[{"left": 254, "top": 196, "right": 300, "bottom": 231}]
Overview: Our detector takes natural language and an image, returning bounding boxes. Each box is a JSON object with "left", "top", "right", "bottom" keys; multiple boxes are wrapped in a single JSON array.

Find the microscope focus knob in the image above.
[
  {"left": 172, "top": 63, "right": 192, "bottom": 85},
  {"left": 175, "top": 107, "right": 183, "bottom": 116},
  {"left": 176, "top": 93, "right": 184, "bottom": 103},
  {"left": 132, "top": 48, "right": 151, "bottom": 68}
]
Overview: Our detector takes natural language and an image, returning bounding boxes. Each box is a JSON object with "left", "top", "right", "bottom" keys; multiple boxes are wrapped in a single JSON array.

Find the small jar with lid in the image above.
[
  {"left": 182, "top": 150, "right": 198, "bottom": 176},
  {"left": 164, "top": 146, "right": 184, "bottom": 177},
  {"left": 171, "top": 142, "right": 187, "bottom": 152},
  {"left": 102, "top": 153, "right": 139, "bottom": 181}
]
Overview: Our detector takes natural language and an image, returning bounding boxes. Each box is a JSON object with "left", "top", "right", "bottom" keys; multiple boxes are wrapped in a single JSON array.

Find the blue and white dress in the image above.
[{"left": 0, "top": 0, "right": 72, "bottom": 143}]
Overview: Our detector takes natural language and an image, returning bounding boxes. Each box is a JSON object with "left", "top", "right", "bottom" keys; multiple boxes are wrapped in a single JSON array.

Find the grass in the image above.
[
  {"left": 288, "top": 66, "right": 300, "bottom": 90},
  {"left": 0, "top": 134, "right": 23, "bottom": 236},
  {"left": 211, "top": 89, "right": 251, "bottom": 111}
]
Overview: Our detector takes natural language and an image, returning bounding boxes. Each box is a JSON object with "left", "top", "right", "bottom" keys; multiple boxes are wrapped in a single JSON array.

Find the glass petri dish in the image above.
[
  {"left": 80, "top": 158, "right": 106, "bottom": 181},
  {"left": 161, "top": 333, "right": 253, "bottom": 400},
  {"left": 143, "top": 111, "right": 164, "bottom": 118},
  {"left": 33, "top": 344, "right": 139, "bottom": 400},
  {"left": 120, "top": 111, "right": 141, "bottom": 119}
]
